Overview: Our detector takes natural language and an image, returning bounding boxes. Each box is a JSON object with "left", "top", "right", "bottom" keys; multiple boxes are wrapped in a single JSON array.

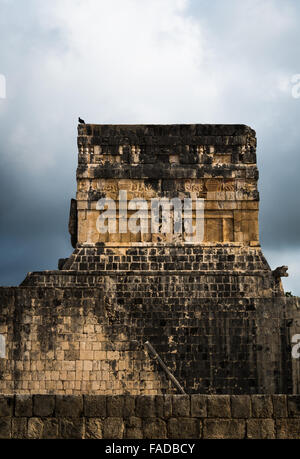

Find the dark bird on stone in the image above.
[{"left": 78, "top": 117, "right": 85, "bottom": 124}]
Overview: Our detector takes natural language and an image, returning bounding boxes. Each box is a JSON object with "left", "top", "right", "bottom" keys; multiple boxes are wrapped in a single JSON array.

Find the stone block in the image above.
[
  {"left": 136, "top": 396, "right": 156, "bottom": 418},
  {"left": 124, "top": 416, "right": 143, "bottom": 439},
  {"left": 60, "top": 418, "right": 84, "bottom": 439},
  {"left": 155, "top": 395, "right": 172, "bottom": 418},
  {"left": 123, "top": 396, "right": 136, "bottom": 418},
  {"left": 107, "top": 395, "right": 124, "bottom": 417},
  {"left": 28, "top": 418, "right": 43, "bottom": 439},
  {"left": 64, "top": 349, "right": 80, "bottom": 360},
  {"left": 163, "top": 395, "right": 173, "bottom": 418},
  {"left": 84, "top": 395, "right": 106, "bottom": 417},
  {"left": 0, "top": 417, "right": 11, "bottom": 439},
  {"left": 42, "top": 419, "right": 60, "bottom": 439},
  {"left": 0, "top": 395, "right": 13, "bottom": 416},
  {"left": 272, "top": 395, "right": 287, "bottom": 418},
  {"left": 126, "top": 416, "right": 142, "bottom": 428},
  {"left": 246, "top": 419, "right": 275, "bottom": 439},
  {"left": 56, "top": 395, "right": 83, "bottom": 417},
  {"left": 231, "top": 395, "right": 251, "bottom": 418},
  {"left": 27, "top": 418, "right": 45, "bottom": 439},
  {"left": 143, "top": 418, "right": 167, "bottom": 439},
  {"left": 168, "top": 417, "right": 202, "bottom": 439},
  {"left": 168, "top": 417, "right": 199, "bottom": 439},
  {"left": 191, "top": 395, "right": 207, "bottom": 417},
  {"left": 33, "top": 395, "right": 55, "bottom": 417},
  {"left": 125, "top": 428, "right": 143, "bottom": 439},
  {"left": 15, "top": 395, "right": 33, "bottom": 417},
  {"left": 287, "top": 395, "right": 300, "bottom": 417},
  {"left": 276, "top": 419, "right": 300, "bottom": 439},
  {"left": 103, "top": 417, "right": 125, "bottom": 439},
  {"left": 251, "top": 395, "right": 273, "bottom": 418},
  {"left": 12, "top": 417, "right": 27, "bottom": 439},
  {"left": 207, "top": 396, "right": 231, "bottom": 418},
  {"left": 203, "top": 419, "right": 245, "bottom": 439},
  {"left": 172, "top": 395, "right": 190, "bottom": 417},
  {"left": 85, "top": 418, "right": 103, "bottom": 439}
]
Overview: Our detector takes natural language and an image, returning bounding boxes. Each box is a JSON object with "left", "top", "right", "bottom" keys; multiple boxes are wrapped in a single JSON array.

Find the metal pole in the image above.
[{"left": 144, "top": 340, "right": 186, "bottom": 394}]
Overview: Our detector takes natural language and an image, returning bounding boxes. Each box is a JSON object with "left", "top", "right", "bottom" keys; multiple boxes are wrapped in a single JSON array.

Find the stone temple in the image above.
[{"left": 0, "top": 124, "right": 300, "bottom": 439}]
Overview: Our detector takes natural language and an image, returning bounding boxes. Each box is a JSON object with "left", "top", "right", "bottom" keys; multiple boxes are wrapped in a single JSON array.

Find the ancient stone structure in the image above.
[
  {"left": 73, "top": 124, "right": 259, "bottom": 246},
  {"left": 1, "top": 394, "right": 300, "bottom": 439},
  {"left": 0, "top": 124, "right": 299, "bottom": 408}
]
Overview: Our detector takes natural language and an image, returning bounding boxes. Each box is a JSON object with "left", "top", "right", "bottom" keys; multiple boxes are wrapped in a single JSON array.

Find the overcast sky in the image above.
[{"left": 0, "top": 0, "right": 299, "bottom": 294}]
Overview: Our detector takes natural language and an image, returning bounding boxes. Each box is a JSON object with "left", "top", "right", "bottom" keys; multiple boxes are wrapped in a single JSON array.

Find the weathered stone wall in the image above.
[
  {"left": 0, "top": 123, "right": 299, "bottom": 400},
  {"left": 1, "top": 394, "right": 300, "bottom": 439},
  {"left": 23, "top": 243, "right": 276, "bottom": 298},
  {"left": 76, "top": 124, "right": 259, "bottom": 245},
  {"left": 0, "top": 286, "right": 299, "bottom": 395}
]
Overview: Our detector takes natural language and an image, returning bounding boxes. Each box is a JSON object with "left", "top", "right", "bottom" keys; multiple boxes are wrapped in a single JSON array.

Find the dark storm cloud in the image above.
[
  {"left": 0, "top": 139, "right": 75, "bottom": 285},
  {"left": 0, "top": 0, "right": 299, "bottom": 293}
]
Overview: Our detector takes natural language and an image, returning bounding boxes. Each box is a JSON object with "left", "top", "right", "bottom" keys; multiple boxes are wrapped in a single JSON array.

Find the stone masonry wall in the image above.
[
  {"left": 0, "top": 287, "right": 299, "bottom": 395},
  {"left": 23, "top": 243, "right": 276, "bottom": 298},
  {"left": 1, "top": 394, "right": 300, "bottom": 439}
]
